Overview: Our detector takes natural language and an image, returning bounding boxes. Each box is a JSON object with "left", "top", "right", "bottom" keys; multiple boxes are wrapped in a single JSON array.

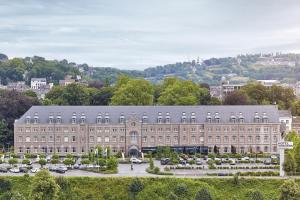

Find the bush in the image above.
[
  {"left": 51, "top": 159, "right": 59, "bottom": 165},
  {"left": 52, "top": 154, "right": 59, "bottom": 160},
  {"left": 0, "top": 178, "right": 12, "bottom": 193},
  {"left": 106, "top": 157, "right": 118, "bottom": 170},
  {"left": 167, "top": 192, "right": 178, "bottom": 200},
  {"left": 154, "top": 167, "right": 160, "bottom": 174},
  {"left": 8, "top": 158, "right": 18, "bottom": 165},
  {"left": 22, "top": 159, "right": 30, "bottom": 165},
  {"left": 247, "top": 190, "right": 264, "bottom": 200},
  {"left": 174, "top": 183, "right": 188, "bottom": 197},
  {"left": 63, "top": 159, "right": 75, "bottom": 166},
  {"left": 81, "top": 159, "right": 90, "bottom": 165},
  {"left": 233, "top": 173, "right": 239, "bottom": 185},
  {"left": 128, "top": 178, "right": 144, "bottom": 199},
  {"left": 195, "top": 188, "right": 212, "bottom": 200},
  {"left": 279, "top": 179, "right": 300, "bottom": 200}
]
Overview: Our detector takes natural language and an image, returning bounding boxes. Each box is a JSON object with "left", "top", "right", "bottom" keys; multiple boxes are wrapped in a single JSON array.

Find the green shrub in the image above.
[
  {"left": 154, "top": 167, "right": 160, "bottom": 174},
  {"left": 22, "top": 159, "right": 30, "bottom": 165},
  {"left": 195, "top": 188, "right": 212, "bottom": 200}
]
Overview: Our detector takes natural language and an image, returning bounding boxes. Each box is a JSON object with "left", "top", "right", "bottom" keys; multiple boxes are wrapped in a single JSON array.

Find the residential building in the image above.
[
  {"left": 31, "top": 78, "right": 47, "bottom": 89},
  {"left": 278, "top": 110, "right": 292, "bottom": 132},
  {"left": 14, "top": 105, "right": 285, "bottom": 156},
  {"left": 292, "top": 116, "right": 300, "bottom": 134},
  {"left": 59, "top": 79, "right": 76, "bottom": 86}
]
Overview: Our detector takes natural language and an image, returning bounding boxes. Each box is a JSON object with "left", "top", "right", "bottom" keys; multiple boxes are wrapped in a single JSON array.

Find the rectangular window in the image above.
[
  {"left": 90, "top": 136, "right": 94, "bottom": 143},
  {"left": 72, "top": 136, "right": 76, "bottom": 142},
  {"left": 64, "top": 136, "right": 69, "bottom": 142},
  {"left": 143, "top": 136, "right": 147, "bottom": 142},
  {"left": 112, "top": 136, "right": 117, "bottom": 142},
  {"left": 208, "top": 136, "right": 212, "bottom": 143},
  {"left": 120, "top": 136, "right": 124, "bottom": 142},
  {"left": 97, "top": 136, "right": 102, "bottom": 142},
  {"left": 224, "top": 136, "right": 228, "bottom": 143},
  {"left": 151, "top": 136, "right": 155, "bottom": 143},
  {"left": 105, "top": 137, "right": 109, "bottom": 143}
]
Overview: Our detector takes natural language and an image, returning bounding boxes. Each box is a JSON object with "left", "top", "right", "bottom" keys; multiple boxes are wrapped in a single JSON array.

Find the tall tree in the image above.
[
  {"left": 111, "top": 78, "right": 154, "bottom": 105},
  {"left": 223, "top": 91, "right": 250, "bottom": 105},
  {"left": 157, "top": 78, "right": 209, "bottom": 105},
  {"left": 30, "top": 170, "right": 60, "bottom": 200}
]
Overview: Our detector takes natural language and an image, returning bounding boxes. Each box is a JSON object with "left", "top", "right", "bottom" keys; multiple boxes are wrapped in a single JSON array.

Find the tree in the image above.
[
  {"left": 63, "top": 159, "right": 75, "bottom": 166},
  {"left": 22, "top": 159, "right": 30, "bottom": 165},
  {"left": 38, "top": 159, "right": 47, "bottom": 168},
  {"left": 62, "top": 84, "right": 90, "bottom": 105},
  {"left": 90, "top": 87, "right": 113, "bottom": 105},
  {"left": 10, "top": 192, "right": 26, "bottom": 200},
  {"left": 111, "top": 78, "right": 154, "bottom": 105},
  {"left": 51, "top": 159, "right": 59, "bottom": 165},
  {"left": 279, "top": 179, "right": 300, "bottom": 200},
  {"left": 283, "top": 151, "right": 296, "bottom": 174},
  {"left": 195, "top": 188, "right": 212, "bottom": 200},
  {"left": 157, "top": 78, "right": 209, "bottom": 105},
  {"left": 106, "top": 157, "right": 118, "bottom": 170},
  {"left": 30, "top": 170, "right": 60, "bottom": 200},
  {"left": 294, "top": 144, "right": 300, "bottom": 172},
  {"left": 149, "top": 154, "right": 154, "bottom": 170},
  {"left": 223, "top": 91, "right": 250, "bottom": 105},
  {"left": 128, "top": 178, "right": 144, "bottom": 200},
  {"left": 8, "top": 158, "right": 18, "bottom": 166}
]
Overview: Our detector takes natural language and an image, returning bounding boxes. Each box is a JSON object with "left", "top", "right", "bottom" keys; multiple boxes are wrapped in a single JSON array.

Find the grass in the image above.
[{"left": 1, "top": 176, "right": 299, "bottom": 200}]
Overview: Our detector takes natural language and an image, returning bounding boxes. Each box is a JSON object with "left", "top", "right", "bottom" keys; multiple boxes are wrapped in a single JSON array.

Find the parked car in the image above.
[
  {"left": 229, "top": 159, "right": 236, "bottom": 165},
  {"left": 0, "top": 167, "right": 8, "bottom": 173},
  {"left": 56, "top": 168, "right": 66, "bottom": 174},
  {"left": 31, "top": 168, "right": 40, "bottom": 173},
  {"left": 160, "top": 158, "right": 170, "bottom": 165},
  {"left": 49, "top": 166, "right": 57, "bottom": 172},
  {"left": 264, "top": 159, "right": 271, "bottom": 165},
  {"left": 19, "top": 167, "right": 29, "bottom": 173},
  {"left": 271, "top": 155, "right": 278, "bottom": 159},
  {"left": 130, "top": 158, "right": 142, "bottom": 164},
  {"left": 196, "top": 159, "right": 202, "bottom": 165},
  {"left": 10, "top": 168, "right": 20, "bottom": 173},
  {"left": 73, "top": 164, "right": 80, "bottom": 169},
  {"left": 241, "top": 157, "right": 250, "bottom": 161},
  {"left": 57, "top": 165, "right": 68, "bottom": 171}
]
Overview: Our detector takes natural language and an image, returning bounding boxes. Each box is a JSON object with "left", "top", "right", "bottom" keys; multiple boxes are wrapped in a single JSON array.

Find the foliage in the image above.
[
  {"left": 195, "top": 188, "right": 212, "bottom": 200},
  {"left": 149, "top": 154, "right": 154, "bottom": 170},
  {"left": 38, "top": 159, "right": 47, "bottom": 168},
  {"left": 30, "top": 170, "right": 60, "bottom": 200},
  {"left": 246, "top": 190, "right": 264, "bottom": 200},
  {"left": 111, "top": 76, "right": 154, "bottom": 105},
  {"left": 128, "top": 178, "right": 144, "bottom": 200},
  {"left": 22, "top": 159, "right": 30, "bottom": 165},
  {"left": 8, "top": 158, "right": 18, "bottom": 165},
  {"left": 224, "top": 91, "right": 250, "bottom": 105},
  {"left": 157, "top": 77, "right": 210, "bottom": 105},
  {"left": 0, "top": 177, "right": 12, "bottom": 193},
  {"left": 63, "top": 159, "right": 75, "bottom": 166},
  {"left": 279, "top": 179, "right": 300, "bottom": 200},
  {"left": 174, "top": 183, "right": 188, "bottom": 197},
  {"left": 106, "top": 157, "right": 118, "bottom": 170}
]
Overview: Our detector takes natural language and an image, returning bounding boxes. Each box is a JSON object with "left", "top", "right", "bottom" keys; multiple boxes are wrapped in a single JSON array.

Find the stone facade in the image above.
[{"left": 14, "top": 106, "right": 284, "bottom": 156}]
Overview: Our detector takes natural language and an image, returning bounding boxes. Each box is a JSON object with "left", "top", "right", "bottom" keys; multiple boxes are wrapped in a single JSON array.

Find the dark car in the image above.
[
  {"left": 0, "top": 167, "right": 8, "bottom": 173},
  {"left": 160, "top": 158, "right": 170, "bottom": 165},
  {"left": 56, "top": 168, "right": 66, "bottom": 174},
  {"left": 19, "top": 167, "right": 29, "bottom": 173}
]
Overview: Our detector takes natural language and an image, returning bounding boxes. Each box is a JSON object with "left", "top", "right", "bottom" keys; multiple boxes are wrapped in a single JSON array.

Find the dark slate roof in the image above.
[
  {"left": 278, "top": 110, "right": 292, "bottom": 118},
  {"left": 15, "top": 105, "right": 281, "bottom": 124}
]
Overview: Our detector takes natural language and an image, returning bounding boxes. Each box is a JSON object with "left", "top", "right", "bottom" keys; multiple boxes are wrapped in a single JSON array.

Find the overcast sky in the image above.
[{"left": 1, "top": 0, "right": 300, "bottom": 69}]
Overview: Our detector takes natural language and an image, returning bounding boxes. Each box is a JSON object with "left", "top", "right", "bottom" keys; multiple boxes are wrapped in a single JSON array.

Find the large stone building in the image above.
[{"left": 14, "top": 105, "right": 285, "bottom": 156}]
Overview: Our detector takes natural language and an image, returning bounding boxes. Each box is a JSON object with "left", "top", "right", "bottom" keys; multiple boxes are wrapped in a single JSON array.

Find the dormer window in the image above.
[
  {"left": 142, "top": 113, "right": 148, "bottom": 123},
  {"left": 239, "top": 112, "right": 244, "bottom": 123},
  {"left": 165, "top": 112, "right": 171, "bottom": 123},
  {"left": 214, "top": 112, "right": 220, "bottom": 123},
  {"left": 56, "top": 113, "right": 62, "bottom": 124},
  {"left": 71, "top": 113, "right": 77, "bottom": 124},
  {"left": 26, "top": 116, "right": 31, "bottom": 124},
  {"left": 191, "top": 112, "right": 196, "bottom": 123},
  {"left": 105, "top": 113, "right": 110, "bottom": 124},
  {"left": 157, "top": 112, "right": 163, "bottom": 123},
  {"left": 181, "top": 112, "right": 187, "bottom": 123},
  {"left": 262, "top": 112, "right": 268, "bottom": 123},
  {"left": 119, "top": 114, "right": 125, "bottom": 124},
  {"left": 33, "top": 113, "right": 39, "bottom": 124},
  {"left": 96, "top": 114, "right": 102, "bottom": 124},
  {"left": 254, "top": 112, "right": 260, "bottom": 123},
  {"left": 80, "top": 113, "right": 86, "bottom": 124},
  {"left": 49, "top": 115, "right": 54, "bottom": 124},
  {"left": 230, "top": 113, "right": 236, "bottom": 123},
  {"left": 206, "top": 112, "right": 212, "bottom": 123}
]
